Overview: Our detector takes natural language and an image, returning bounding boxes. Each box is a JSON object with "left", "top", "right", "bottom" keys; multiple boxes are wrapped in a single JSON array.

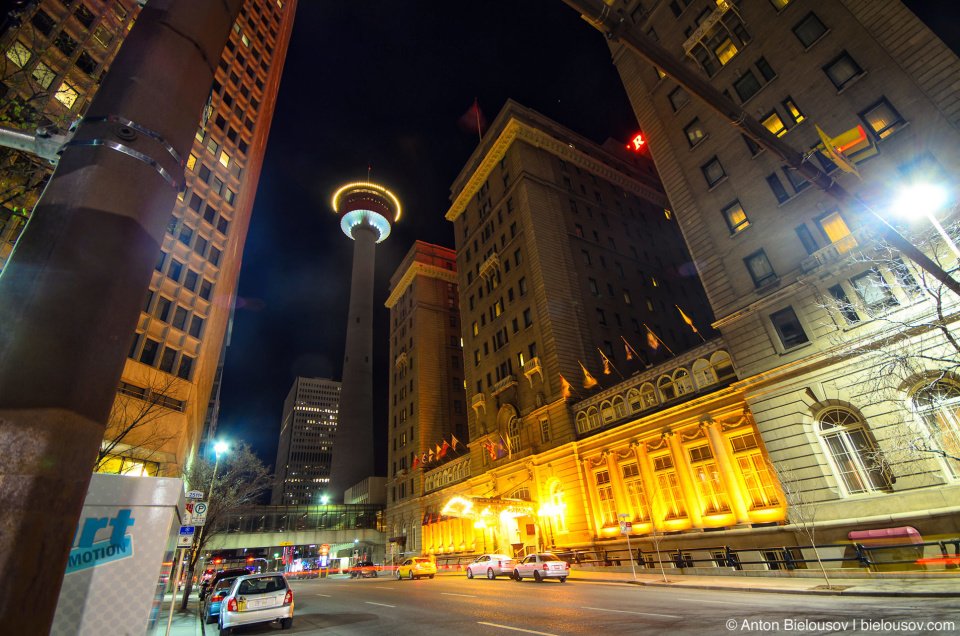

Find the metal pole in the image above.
[
  {"left": 164, "top": 548, "right": 185, "bottom": 636},
  {"left": 0, "top": 1, "right": 243, "bottom": 630},
  {"left": 560, "top": 0, "right": 960, "bottom": 298}
]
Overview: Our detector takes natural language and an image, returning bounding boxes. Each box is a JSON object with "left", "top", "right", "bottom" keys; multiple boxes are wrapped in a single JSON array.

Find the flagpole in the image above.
[
  {"left": 474, "top": 97, "right": 482, "bottom": 143},
  {"left": 644, "top": 323, "right": 675, "bottom": 356},
  {"left": 597, "top": 347, "right": 625, "bottom": 380},
  {"left": 676, "top": 305, "right": 706, "bottom": 342}
]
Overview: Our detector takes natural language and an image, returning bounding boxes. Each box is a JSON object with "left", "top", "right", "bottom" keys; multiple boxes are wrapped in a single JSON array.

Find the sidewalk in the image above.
[
  {"left": 154, "top": 592, "right": 206, "bottom": 636},
  {"left": 437, "top": 567, "right": 960, "bottom": 597}
]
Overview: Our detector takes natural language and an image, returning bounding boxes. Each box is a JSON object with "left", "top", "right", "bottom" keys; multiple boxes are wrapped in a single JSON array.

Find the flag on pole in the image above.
[
  {"left": 622, "top": 336, "right": 641, "bottom": 362},
  {"left": 412, "top": 455, "right": 420, "bottom": 470},
  {"left": 497, "top": 434, "right": 510, "bottom": 459},
  {"left": 440, "top": 440, "right": 451, "bottom": 458},
  {"left": 560, "top": 374, "right": 573, "bottom": 398},
  {"left": 676, "top": 305, "right": 705, "bottom": 341},
  {"left": 450, "top": 434, "right": 461, "bottom": 451},
  {"left": 428, "top": 448, "right": 436, "bottom": 462},
  {"left": 421, "top": 452, "right": 428, "bottom": 464},
  {"left": 598, "top": 349, "right": 613, "bottom": 375},
  {"left": 646, "top": 325, "right": 659, "bottom": 351},
  {"left": 579, "top": 361, "right": 599, "bottom": 388},
  {"left": 482, "top": 440, "right": 497, "bottom": 460}
]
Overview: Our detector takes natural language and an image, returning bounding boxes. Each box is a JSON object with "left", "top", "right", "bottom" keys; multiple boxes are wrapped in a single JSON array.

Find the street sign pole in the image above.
[
  {"left": 165, "top": 547, "right": 185, "bottom": 636},
  {"left": 619, "top": 513, "right": 638, "bottom": 581}
]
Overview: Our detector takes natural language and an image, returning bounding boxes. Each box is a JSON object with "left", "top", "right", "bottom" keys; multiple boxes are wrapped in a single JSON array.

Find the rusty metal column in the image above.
[{"left": 0, "top": 0, "right": 243, "bottom": 630}]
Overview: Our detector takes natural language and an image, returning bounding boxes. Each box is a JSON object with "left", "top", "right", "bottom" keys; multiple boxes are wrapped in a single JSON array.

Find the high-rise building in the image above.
[
  {"left": 383, "top": 241, "right": 466, "bottom": 559},
  {"left": 0, "top": 0, "right": 298, "bottom": 475},
  {"left": 603, "top": 0, "right": 960, "bottom": 538},
  {"left": 329, "top": 181, "right": 401, "bottom": 500},
  {"left": 272, "top": 376, "right": 341, "bottom": 505}
]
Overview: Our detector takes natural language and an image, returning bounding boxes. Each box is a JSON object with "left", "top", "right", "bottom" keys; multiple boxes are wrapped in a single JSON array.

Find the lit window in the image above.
[
  {"left": 688, "top": 445, "right": 730, "bottom": 514},
  {"left": 242, "top": 34, "right": 251, "bottom": 47},
  {"left": 769, "top": 0, "right": 791, "bottom": 9},
  {"left": 823, "top": 51, "right": 863, "bottom": 90},
  {"left": 714, "top": 38, "right": 738, "bottom": 65},
  {"left": 793, "top": 12, "right": 827, "bottom": 48},
  {"left": 32, "top": 62, "right": 55, "bottom": 89},
  {"left": 850, "top": 269, "right": 898, "bottom": 312},
  {"left": 186, "top": 153, "right": 198, "bottom": 171},
  {"left": 5, "top": 41, "right": 31, "bottom": 66},
  {"left": 816, "top": 210, "right": 856, "bottom": 253},
  {"left": 54, "top": 82, "right": 79, "bottom": 109},
  {"left": 219, "top": 151, "right": 231, "bottom": 168},
  {"left": 782, "top": 97, "right": 805, "bottom": 124},
  {"left": 761, "top": 111, "right": 787, "bottom": 137},
  {"left": 859, "top": 98, "right": 905, "bottom": 140},
  {"left": 817, "top": 406, "right": 890, "bottom": 494},
  {"left": 595, "top": 470, "right": 617, "bottom": 526},
  {"left": 909, "top": 380, "right": 960, "bottom": 478},
  {"left": 722, "top": 200, "right": 750, "bottom": 234},
  {"left": 684, "top": 118, "right": 705, "bottom": 146}
]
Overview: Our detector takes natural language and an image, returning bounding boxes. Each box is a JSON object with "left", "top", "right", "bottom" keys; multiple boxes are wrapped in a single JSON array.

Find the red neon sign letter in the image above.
[{"left": 631, "top": 133, "right": 645, "bottom": 150}]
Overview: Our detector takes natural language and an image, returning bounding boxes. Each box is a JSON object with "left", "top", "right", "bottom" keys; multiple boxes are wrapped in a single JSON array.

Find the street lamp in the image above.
[
  {"left": 892, "top": 184, "right": 960, "bottom": 264},
  {"left": 207, "top": 441, "right": 229, "bottom": 501}
]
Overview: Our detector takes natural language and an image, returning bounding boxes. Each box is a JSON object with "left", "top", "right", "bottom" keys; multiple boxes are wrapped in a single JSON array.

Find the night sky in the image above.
[{"left": 215, "top": 0, "right": 958, "bottom": 477}]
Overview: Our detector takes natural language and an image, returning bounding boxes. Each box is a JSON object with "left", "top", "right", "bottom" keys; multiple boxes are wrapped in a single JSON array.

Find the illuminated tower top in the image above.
[{"left": 331, "top": 181, "right": 401, "bottom": 243}]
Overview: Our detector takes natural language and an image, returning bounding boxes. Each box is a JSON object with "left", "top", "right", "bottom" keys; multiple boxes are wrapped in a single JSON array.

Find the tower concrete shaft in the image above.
[{"left": 329, "top": 221, "right": 379, "bottom": 499}]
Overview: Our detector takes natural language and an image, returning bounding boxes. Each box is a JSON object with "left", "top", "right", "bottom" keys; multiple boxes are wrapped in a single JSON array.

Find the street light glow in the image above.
[
  {"left": 893, "top": 183, "right": 947, "bottom": 219},
  {"left": 213, "top": 441, "right": 229, "bottom": 456}
]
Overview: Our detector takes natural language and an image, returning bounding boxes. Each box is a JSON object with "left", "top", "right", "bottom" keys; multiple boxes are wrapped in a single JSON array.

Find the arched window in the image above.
[
  {"left": 612, "top": 395, "right": 626, "bottom": 419},
  {"left": 674, "top": 368, "right": 694, "bottom": 395},
  {"left": 511, "top": 487, "right": 531, "bottom": 501},
  {"left": 711, "top": 351, "right": 735, "bottom": 379},
  {"left": 587, "top": 407, "right": 600, "bottom": 431},
  {"left": 626, "top": 388, "right": 643, "bottom": 413},
  {"left": 600, "top": 400, "right": 616, "bottom": 423},
  {"left": 507, "top": 415, "right": 521, "bottom": 453},
  {"left": 657, "top": 375, "right": 677, "bottom": 401},
  {"left": 909, "top": 380, "right": 960, "bottom": 478},
  {"left": 576, "top": 411, "right": 589, "bottom": 434},
  {"left": 550, "top": 481, "right": 566, "bottom": 533},
  {"left": 692, "top": 358, "right": 716, "bottom": 388},
  {"left": 817, "top": 406, "right": 890, "bottom": 494},
  {"left": 640, "top": 383, "right": 658, "bottom": 408}
]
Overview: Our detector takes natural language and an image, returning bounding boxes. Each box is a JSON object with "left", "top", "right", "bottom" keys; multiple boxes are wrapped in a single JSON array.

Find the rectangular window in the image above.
[
  {"left": 783, "top": 167, "right": 810, "bottom": 193},
  {"left": 733, "top": 71, "right": 761, "bottom": 102},
  {"left": 172, "top": 306, "right": 188, "bottom": 331},
  {"left": 761, "top": 111, "right": 787, "bottom": 137},
  {"left": 793, "top": 12, "right": 827, "bottom": 48},
  {"left": 199, "top": 279, "right": 213, "bottom": 301},
  {"left": 755, "top": 57, "right": 776, "bottom": 81},
  {"left": 701, "top": 157, "right": 726, "bottom": 187},
  {"left": 139, "top": 338, "right": 161, "bottom": 366},
  {"left": 596, "top": 308, "right": 606, "bottom": 325},
  {"left": 595, "top": 470, "right": 617, "bottom": 526},
  {"left": 742, "top": 134, "right": 762, "bottom": 157},
  {"left": 795, "top": 224, "right": 818, "bottom": 255},
  {"left": 54, "top": 82, "right": 79, "bottom": 109},
  {"left": 623, "top": 289, "right": 633, "bottom": 305},
  {"left": 32, "top": 62, "right": 55, "bottom": 89},
  {"left": 828, "top": 284, "right": 860, "bottom": 324},
  {"left": 684, "top": 118, "right": 705, "bottom": 147},
  {"left": 766, "top": 173, "right": 790, "bottom": 204},
  {"left": 189, "top": 315, "right": 204, "bottom": 338},
  {"left": 859, "top": 98, "right": 905, "bottom": 140},
  {"left": 518, "top": 277, "right": 527, "bottom": 295},
  {"left": 782, "top": 97, "right": 805, "bottom": 124},
  {"left": 722, "top": 200, "right": 750, "bottom": 234},
  {"left": 159, "top": 347, "right": 176, "bottom": 374},
  {"left": 770, "top": 306, "right": 809, "bottom": 349},
  {"left": 823, "top": 51, "right": 863, "bottom": 90},
  {"left": 167, "top": 259, "right": 184, "bottom": 282},
  {"left": 582, "top": 250, "right": 592, "bottom": 266},
  {"left": 850, "top": 269, "right": 898, "bottom": 311},
  {"left": 816, "top": 210, "right": 855, "bottom": 249},
  {"left": 523, "top": 308, "right": 533, "bottom": 327},
  {"left": 744, "top": 249, "right": 776, "bottom": 287},
  {"left": 540, "top": 417, "right": 550, "bottom": 443},
  {"left": 153, "top": 297, "right": 172, "bottom": 322},
  {"left": 668, "top": 87, "right": 690, "bottom": 111}
]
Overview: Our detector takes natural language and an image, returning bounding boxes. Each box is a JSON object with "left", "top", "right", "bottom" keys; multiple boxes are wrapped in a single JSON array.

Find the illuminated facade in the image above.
[
  {"left": 272, "top": 377, "right": 341, "bottom": 506},
  {"left": 329, "top": 181, "right": 401, "bottom": 500},
  {"left": 600, "top": 0, "right": 960, "bottom": 543},
  {"left": 1, "top": 0, "right": 298, "bottom": 476},
  {"left": 383, "top": 242, "right": 466, "bottom": 560}
]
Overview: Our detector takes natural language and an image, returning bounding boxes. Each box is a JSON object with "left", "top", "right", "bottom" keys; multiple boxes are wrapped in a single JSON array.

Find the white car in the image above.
[
  {"left": 465, "top": 554, "right": 517, "bottom": 580},
  {"left": 218, "top": 573, "right": 293, "bottom": 634},
  {"left": 513, "top": 553, "right": 569, "bottom": 583}
]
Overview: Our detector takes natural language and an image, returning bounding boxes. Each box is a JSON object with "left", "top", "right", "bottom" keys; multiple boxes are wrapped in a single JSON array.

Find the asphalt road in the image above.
[{"left": 216, "top": 574, "right": 960, "bottom": 635}]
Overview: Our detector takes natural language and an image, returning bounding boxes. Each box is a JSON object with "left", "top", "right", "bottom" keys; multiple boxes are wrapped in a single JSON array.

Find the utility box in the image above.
[{"left": 51, "top": 473, "right": 185, "bottom": 635}]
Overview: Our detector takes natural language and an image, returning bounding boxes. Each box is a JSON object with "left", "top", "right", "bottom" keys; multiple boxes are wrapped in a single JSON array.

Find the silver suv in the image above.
[{"left": 218, "top": 573, "right": 293, "bottom": 634}]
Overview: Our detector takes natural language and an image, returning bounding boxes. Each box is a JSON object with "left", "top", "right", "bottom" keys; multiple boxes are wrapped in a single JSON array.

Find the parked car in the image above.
[
  {"left": 200, "top": 568, "right": 249, "bottom": 601},
  {"left": 395, "top": 557, "right": 436, "bottom": 580},
  {"left": 218, "top": 573, "right": 293, "bottom": 635},
  {"left": 512, "top": 553, "right": 569, "bottom": 583},
  {"left": 350, "top": 560, "right": 379, "bottom": 578},
  {"left": 465, "top": 554, "right": 516, "bottom": 580},
  {"left": 202, "top": 575, "right": 242, "bottom": 625}
]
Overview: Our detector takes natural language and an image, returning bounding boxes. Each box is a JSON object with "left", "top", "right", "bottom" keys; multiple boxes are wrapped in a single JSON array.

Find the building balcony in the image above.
[
  {"left": 800, "top": 230, "right": 864, "bottom": 273},
  {"left": 472, "top": 393, "right": 486, "bottom": 415},
  {"left": 523, "top": 357, "right": 543, "bottom": 387},
  {"left": 394, "top": 351, "right": 407, "bottom": 369},
  {"left": 479, "top": 253, "right": 500, "bottom": 280},
  {"left": 491, "top": 375, "right": 517, "bottom": 396},
  {"left": 682, "top": 0, "right": 734, "bottom": 54}
]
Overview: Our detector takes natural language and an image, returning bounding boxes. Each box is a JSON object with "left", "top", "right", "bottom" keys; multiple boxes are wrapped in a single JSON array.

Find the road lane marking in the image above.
[
  {"left": 478, "top": 622, "right": 560, "bottom": 635},
  {"left": 442, "top": 592, "right": 476, "bottom": 598},
  {"left": 366, "top": 601, "right": 396, "bottom": 608},
  {"left": 583, "top": 606, "right": 680, "bottom": 619},
  {"left": 690, "top": 599, "right": 757, "bottom": 607},
  {"left": 315, "top": 593, "right": 331, "bottom": 597},
  {"left": 374, "top": 586, "right": 394, "bottom": 590}
]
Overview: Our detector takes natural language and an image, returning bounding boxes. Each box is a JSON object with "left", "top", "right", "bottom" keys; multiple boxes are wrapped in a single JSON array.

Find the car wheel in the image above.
[
  {"left": 513, "top": 570, "right": 522, "bottom": 581},
  {"left": 373, "top": 570, "right": 378, "bottom": 578},
  {"left": 218, "top": 618, "right": 232, "bottom": 636},
  {"left": 429, "top": 574, "right": 435, "bottom": 579},
  {"left": 396, "top": 568, "right": 402, "bottom": 580},
  {"left": 281, "top": 617, "right": 293, "bottom": 630},
  {"left": 466, "top": 568, "right": 474, "bottom": 579},
  {"left": 534, "top": 570, "right": 543, "bottom": 583},
  {"left": 559, "top": 577, "right": 567, "bottom": 583},
  {"left": 409, "top": 570, "right": 415, "bottom": 580},
  {"left": 487, "top": 568, "right": 496, "bottom": 580}
]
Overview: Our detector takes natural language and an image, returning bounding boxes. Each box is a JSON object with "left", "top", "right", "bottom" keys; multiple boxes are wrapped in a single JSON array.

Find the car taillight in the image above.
[
  {"left": 212, "top": 592, "right": 225, "bottom": 602},
  {"left": 284, "top": 589, "right": 293, "bottom": 605},
  {"left": 565, "top": 562, "right": 569, "bottom": 569},
  {"left": 226, "top": 599, "right": 238, "bottom": 612}
]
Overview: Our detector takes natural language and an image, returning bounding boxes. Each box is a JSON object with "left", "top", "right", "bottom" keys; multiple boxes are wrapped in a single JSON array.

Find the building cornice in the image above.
[
  {"left": 444, "top": 118, "right": 669, "bottom": 223},
  {"left": 384, "top": 261, "right": 458, "bottom": 308}
]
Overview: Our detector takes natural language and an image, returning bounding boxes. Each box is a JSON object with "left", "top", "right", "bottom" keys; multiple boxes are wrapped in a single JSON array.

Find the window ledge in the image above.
[
  {"left": 801, "top": 29, "right": 832, "bottom": 53},
  {"left": 706, "top": 175, "right": 729, "bottom": 191},
  {"left": 739, "top": 74, "right": 779, "bottom": 108},
  {"left": 689, "top": 134, "right": 710, "bottom": 151},
  {"left": 836, "top": 70, "right": 868, "bottom": 95},
  {"left": 729, "top": 224, "right": 754, "bottom": 239},
  {"left": 875, "top": 120, "right": 911, "bottom": 144},
  {"left": 779, "top": 341, "right": 814, "bottom": 356}
]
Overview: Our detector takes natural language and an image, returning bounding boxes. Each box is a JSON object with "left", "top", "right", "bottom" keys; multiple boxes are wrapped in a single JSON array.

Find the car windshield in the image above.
[
  {"left": 540, "top": 553, "right": 560, "bottom": 561},
  {"left": 237, "top": 576, "right": 285, "bottom": 595},
  {"left": 214, "top": 578, "right": 237, "bottom": 591},
  {"left": 414, "top": 558, "right": 431, "bottom": 564}
]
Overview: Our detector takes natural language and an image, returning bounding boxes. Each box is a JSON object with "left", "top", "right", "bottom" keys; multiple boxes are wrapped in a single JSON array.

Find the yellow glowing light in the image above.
[
  {"left": 331, "top": 181, "right": 402, "bottom": 222},
  {"left": 473, "top": 521, "right": 485, "bottom": 529},
  {"left": 441, "top": 496, "right": 473, "bottom": 517}
]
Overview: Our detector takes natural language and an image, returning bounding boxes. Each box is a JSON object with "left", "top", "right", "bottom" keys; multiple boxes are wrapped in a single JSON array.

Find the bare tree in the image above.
[
  {"left": 178, "top": 443, "right": 274, "bottom": 610},
  {"left": 95, "top": 375, "right": 186, "bottom": 472},
  {"left": 767, "top": 460, "right": 833, "bottom": 589}
]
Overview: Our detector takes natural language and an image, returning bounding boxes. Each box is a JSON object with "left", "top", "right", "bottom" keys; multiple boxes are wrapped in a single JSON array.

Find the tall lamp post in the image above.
[
  {"left": 892, "top": 185, "right": 960, "bottom": 265},
  {"left": 208, "top": 441, "right": 230, "bottom": 501}
]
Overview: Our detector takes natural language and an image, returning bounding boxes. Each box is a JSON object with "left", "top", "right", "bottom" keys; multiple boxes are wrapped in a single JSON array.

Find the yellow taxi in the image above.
[{"left": 395, "top": 557, "right": 436, "bottom": 580}]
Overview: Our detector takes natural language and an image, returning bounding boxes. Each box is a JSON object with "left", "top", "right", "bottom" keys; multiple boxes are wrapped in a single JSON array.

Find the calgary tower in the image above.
[{"left": 328, "top": 181, "right": 400, "bottom": 500}]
